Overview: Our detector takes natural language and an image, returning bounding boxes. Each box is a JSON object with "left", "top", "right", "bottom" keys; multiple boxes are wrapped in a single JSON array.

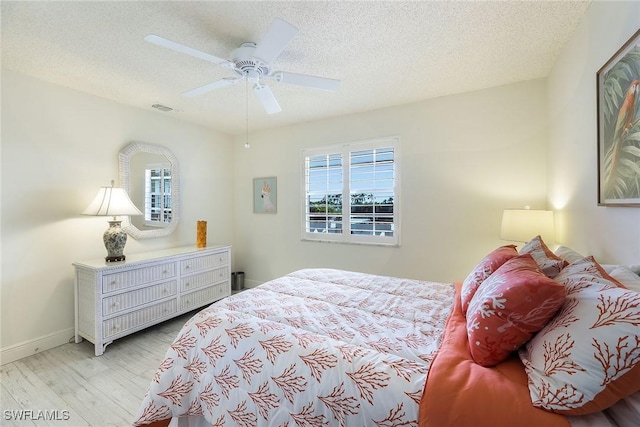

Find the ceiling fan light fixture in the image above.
[{"left": 244, "top": 69, "right": 261, "bottom": 83}]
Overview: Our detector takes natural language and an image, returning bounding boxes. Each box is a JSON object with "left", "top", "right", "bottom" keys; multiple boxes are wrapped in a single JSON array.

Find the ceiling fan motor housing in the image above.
[{"left": 231, "top": 42, "right": 269, "bottom": 81}]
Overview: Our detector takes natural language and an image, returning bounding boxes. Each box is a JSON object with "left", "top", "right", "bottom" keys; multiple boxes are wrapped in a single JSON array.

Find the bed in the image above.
[{"left": 133, "top": 238, "right": 640, "bottom": 427}]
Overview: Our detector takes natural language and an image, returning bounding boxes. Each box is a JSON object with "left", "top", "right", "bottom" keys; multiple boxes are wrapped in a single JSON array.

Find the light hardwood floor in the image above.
[{"left": 1, "top": 311, "right": 195, "bottom": 426}]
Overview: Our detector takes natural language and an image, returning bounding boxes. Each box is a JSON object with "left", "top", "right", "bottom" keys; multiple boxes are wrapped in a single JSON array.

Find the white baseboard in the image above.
[{"left": 1, "top": 328, "right": 75, "bottom": 365}]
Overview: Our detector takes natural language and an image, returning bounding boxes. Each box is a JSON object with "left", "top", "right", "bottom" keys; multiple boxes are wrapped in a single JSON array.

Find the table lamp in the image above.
[
  {"left": 82, "top": 180, "right": 143, "bottom": 262},
  {"left": 500, "top": 207, "right": 554, "bottom": 243}
]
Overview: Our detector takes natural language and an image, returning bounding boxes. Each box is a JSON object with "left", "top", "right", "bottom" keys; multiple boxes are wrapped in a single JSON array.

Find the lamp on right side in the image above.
[{"left": 500, "top": 207, "right": 554, "bottom": 243}]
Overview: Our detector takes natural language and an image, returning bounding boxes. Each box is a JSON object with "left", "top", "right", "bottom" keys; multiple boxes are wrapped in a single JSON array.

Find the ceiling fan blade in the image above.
[
  {"left": 182, "top": 77, "right": 238, "bottom": 97},
  {"left": 253, "top": 83, "right": 281, "bottom": 114},
  {"left": 145, "top": 34, "right": 232, "bottom": 67},
  {"left": 253, "top": 18, "right": 298, "bottom": 65},
  {"left": 274, "top": 71, "right": 340, "bottom": 91}
]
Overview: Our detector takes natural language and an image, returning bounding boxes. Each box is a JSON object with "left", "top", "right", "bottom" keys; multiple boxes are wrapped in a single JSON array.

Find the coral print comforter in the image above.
[{"left": 134, "top": 268, "right": 455, "bottom": 426}]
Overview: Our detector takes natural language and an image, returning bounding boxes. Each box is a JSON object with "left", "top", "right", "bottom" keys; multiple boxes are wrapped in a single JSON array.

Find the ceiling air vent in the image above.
[{"left": 151, "top": 103, "right": 173, "bottom": 112}]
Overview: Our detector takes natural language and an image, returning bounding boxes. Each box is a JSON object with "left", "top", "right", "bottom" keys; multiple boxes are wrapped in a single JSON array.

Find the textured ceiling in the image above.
[{"left": 1, "top": 1, "right": 591, "bottom": 135}]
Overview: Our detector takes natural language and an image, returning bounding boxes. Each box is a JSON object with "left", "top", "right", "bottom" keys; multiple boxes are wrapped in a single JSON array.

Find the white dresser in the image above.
[{"left": 74, "top": 245, "right": 231, "bottom": 356}]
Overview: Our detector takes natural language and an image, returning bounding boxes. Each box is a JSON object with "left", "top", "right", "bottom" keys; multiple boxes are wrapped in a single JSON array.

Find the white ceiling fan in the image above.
[{"left": 145, "top": 18, "right": 340, "bottom": 114}]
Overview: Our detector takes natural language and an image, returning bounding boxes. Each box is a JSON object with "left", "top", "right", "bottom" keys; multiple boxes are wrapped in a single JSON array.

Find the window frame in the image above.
[{"left": 301, "top": 136, "right": 401, "bottom": 246}]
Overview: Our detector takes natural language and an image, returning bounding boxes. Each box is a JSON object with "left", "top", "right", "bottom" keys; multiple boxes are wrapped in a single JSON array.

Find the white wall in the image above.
[
  {"left": 1, "top": 70, "right": 234, "bottom": 362},
  {"left": 547, "top": 1, "right": 640, "bottom": 264},
  {"left": 233, "top": 79, "right": 549, "bottom": 286},
  {"left": 12, "top": 1, "right": 634, "bottom": 361}
]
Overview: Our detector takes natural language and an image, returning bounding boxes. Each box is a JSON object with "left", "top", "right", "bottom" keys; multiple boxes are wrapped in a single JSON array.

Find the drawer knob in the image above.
[{"left": 185, "top": 265, "right": 191, "bottom": 270}]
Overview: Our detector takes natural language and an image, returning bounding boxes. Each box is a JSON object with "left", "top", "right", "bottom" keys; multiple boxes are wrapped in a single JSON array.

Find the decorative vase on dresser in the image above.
[{"left": 73, "top": 245, "right": 231, "bottom": 356}]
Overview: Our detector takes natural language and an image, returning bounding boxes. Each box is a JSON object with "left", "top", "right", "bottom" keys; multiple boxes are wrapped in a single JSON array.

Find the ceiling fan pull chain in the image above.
[{"left": 245, "top": 76, "right": 250, "bottom": 148}]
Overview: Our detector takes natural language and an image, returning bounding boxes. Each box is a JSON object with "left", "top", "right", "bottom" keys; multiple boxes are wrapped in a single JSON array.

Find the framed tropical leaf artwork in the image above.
[{"left": 597, "top": 29, "right": 640, "bottom": 206}]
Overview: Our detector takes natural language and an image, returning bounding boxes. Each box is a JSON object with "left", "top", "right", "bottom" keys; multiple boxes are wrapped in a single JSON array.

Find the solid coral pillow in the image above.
[
  {"left": 520, "top": 235, "right": 566, "bottom": 278},
  {"left": 466, "top": 254, "right": 566, "bottom": 367},
  {"left": 519, "top": 256, "right": 640, "bottom": 415},
  {"left": 460, "top": 245, "right": 518, "bottom": 315}
]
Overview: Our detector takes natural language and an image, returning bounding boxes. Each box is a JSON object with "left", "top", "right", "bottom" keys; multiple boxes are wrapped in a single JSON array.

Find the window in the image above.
[
  {"left": 144, "top": 163, "right": 172, "bottom": 227},
  {"left": 302, "top": 137, "right": 400, "bottom": 245}
]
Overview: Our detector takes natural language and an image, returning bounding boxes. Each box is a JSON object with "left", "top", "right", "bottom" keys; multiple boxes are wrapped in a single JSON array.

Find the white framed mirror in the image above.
[{"left": 119, "top": 141, "right": 180, "bottom": 239}]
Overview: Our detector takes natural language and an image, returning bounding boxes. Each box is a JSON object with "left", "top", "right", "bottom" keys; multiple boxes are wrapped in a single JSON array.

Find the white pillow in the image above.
[
  {"left": 608, "top": 266, "right": 640, "bottom": 292},
  {"left": 605, "top": 390, "right": 640, "bottom": 427},
  {"left": 604, "top": 264, "right": 640, "bottom": 276},
  {"left": 551, "top": 245, "right": 640, "bottom": 292},
  {"left": 566, "top": 411, "right": 616, "bottom": 427},
  {"left": 552, "top": 245, "right": 585, "bottom": 264}
]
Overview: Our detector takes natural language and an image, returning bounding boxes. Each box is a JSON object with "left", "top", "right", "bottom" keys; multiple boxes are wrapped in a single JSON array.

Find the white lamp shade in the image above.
[
  {"left": 82, "top": 186, "right": 142, "bottom": 217},
  {"left": 500, "top": 209, "right": 554, "bottom": 243}
]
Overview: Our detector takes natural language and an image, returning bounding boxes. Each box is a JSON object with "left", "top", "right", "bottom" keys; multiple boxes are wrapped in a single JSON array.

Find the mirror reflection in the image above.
[
  {"left": 129, "top": 152, "right": 172, "bottom": 229},
  {"left": 119, "top": 142, "right": 180, "bottom": 239}
]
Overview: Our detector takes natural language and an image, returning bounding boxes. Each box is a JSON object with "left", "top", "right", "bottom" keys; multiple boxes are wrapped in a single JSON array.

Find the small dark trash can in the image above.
[{"left": 232, "top": 271, "right": 245, "bottom": 291}]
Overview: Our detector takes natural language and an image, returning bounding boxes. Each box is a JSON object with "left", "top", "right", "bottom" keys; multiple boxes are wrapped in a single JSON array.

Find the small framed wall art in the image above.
[
  {"left": 253, "top": 177, "right": 277, "bottom": 214},
  {"left": 597, "top": 29, "right": 640, "bottom": 206}
]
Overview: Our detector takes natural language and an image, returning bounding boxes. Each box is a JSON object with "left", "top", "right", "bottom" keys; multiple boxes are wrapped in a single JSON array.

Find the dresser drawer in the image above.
[
  {"left": 102, "top": 280, "right": 177, "bottom": 316},
  {"left": 181, "top": 266, "right": 229, "bottom": 292},
  {"left": 180, "top": 282, "right": 230, "bottom": 312},
  {"left": 103, "top": 299, "right": 177, "bottom": 339},
  {"left": 180, "top": 251, "right": 229, "bottom": 275},
  {"left": 75, "top": 245, "right": 230, "bottom": 356},
  {"left": 102, "top": 262, "right": 176, "bottom": 293}
]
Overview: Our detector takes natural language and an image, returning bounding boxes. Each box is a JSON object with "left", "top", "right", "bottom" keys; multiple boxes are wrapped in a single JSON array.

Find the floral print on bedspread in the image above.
[{"left": 134, "top": 268, "right": 455, "bottom": 427}]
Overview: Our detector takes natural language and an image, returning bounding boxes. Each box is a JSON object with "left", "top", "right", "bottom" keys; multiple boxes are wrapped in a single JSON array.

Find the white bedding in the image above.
[
  {"left": 134, "top": 261, "right": 639, "bottom": 427},
  {"left": 134, "top": 268, "right": 455, "bottom": 426}
]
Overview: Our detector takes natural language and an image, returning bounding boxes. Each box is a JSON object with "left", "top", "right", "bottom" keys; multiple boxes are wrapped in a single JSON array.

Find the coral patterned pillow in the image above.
[
  {"left": 520, "top": 235, "right": 566, "bottom": 278},
  {"left": 519, "top": 256, "right": 640, "bottom": 415},
  {"left": 461, "top": 245, "right": 518, "bottom": 315},
  {"left": 466, "top": 254, "right": 566, "bottom": 367}
]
